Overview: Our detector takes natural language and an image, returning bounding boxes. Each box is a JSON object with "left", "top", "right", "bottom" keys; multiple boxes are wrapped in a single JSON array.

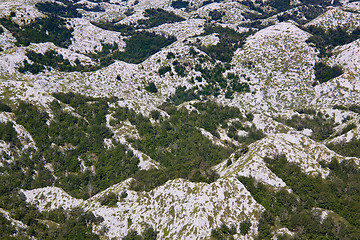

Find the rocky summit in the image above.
[{"left": 0, "top": 0, "right": 360, "bottom": 239}]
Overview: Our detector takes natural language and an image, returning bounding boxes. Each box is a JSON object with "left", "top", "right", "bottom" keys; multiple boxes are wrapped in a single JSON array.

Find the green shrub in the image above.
[
  {"left": 99, "top": 192, "right": 118, "bottom": 206},
  {"left": 275, "top": 112, "right": 336, "bottom": 141},
  {"left": 14, "top": 101, "right": 49, "bottom": 150},
  {"left": 0, "top": 16, "right": 73, "bottom": 48},
  {"left": 314, "top": 62, "right": 343, "bottom": 84},
  {"left": 209, "top": 10, "right": 224, "bottom": 21},
  {"left": 145, "top": 82, "right": 158, "bottom": 93},
  {"left": 138, "top": 8, "right": 185, "bottom": 28},
  {"left": 168, "top": 86, "right": 200, "bottom": 105},
  {"left": 269, "top": 0, "right": 290, "bottom": 12},
  {"left": 36, "top": 1, "right": 81, "bottom": 18},
  {"left": 0, "top": 100, "right": 11, "bottom": 112},
  {"left": 173, "top": 60, "right": 186, "bottom": 77},
  {"left": 0, "top": 122, "right": 19, "bottom": 147},
  {"left": 18, "top": 60, "right": 45, "bottom": 74},
  {"left": 20, "top": 50, "right": 85, "bottom": 73},
  {"left": 171, "top": 0, "right": 189, "bottom": 9},
  {"left": 158, "top": 65, "right": 171, "bottom": 75},
  {"left": 210, "top": 223, "right": 237, "bottom": 240},
  {"left": 306, "top": 26, "right": 360, "bottom": 57},
  {"left": 122, "top": 226, "right": 158, "bottom": 240},
  {"left": 341, "top": 123, "right": 356, "bottom": 135},
  {"left": 150, "top": 110, "right": 161, "bottom": 120},
  {"left": 239, "top": 219, "right": 251, "bottom": 235},
  {"left": 91, "top": 22, "right": 135, "bottom": 35},
  {"left": 197, "top": 25, "right": 252, "bottom": 62},
  {"left": 114, "top": 32, "right": 176, "bottom": 63}
]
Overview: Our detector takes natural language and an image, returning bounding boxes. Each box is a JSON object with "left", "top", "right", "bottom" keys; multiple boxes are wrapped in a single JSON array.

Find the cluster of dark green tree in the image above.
[
  {"left": 197, "top": 24, "right": 253, "bottom": 62},
  {"left": 327, "top": 137, "right": 360, "bottom": 159},
  {"left": 0, "top": 188, "right": 102, "bottom": 239},
  {"left": 17, "top": 60, "right": 45, "bottom": 74},
  {"left": 112, "top": 32, "right": 176, "bottom": 64},
  {"left": 79, "top": 31, "right": 175, "bottom": 67},
  {"left": 269, "top": 0, "right": 291, "bottom": 12},
  {"left": 275, "top": 110, "right": 337, "bottom": 141},
  {"left": 0, "top": 212, "right": 17, "bottom": 239},
  {"left": 168, "top": 86, "right": 200, "bottom": 105},
  {"left": 0, "top": 121, "right": 20, "bottom": 148},
  {"left": 227, "top": 120, "right": 265, "bottom": 146},
  {"left": 158, "top": 52, "right": 190, "bottom": 78},
  {"left": 210, "top": 219, "right": 251, "bottom": 240},
  {"left": 0, "top": 93, "right": 263, "bottom": 198},
  {"left": 36, "top": 0, "right": 105, "bottom": 18},
  {"left": 313, "top": 62, "right": 343, "bottom": 84},
  {"left": 0, "top": 99, "right": 12, "bottom": 112},
  {"left": 333, "top": 104, "right": 360, "bottom": 114},
  {"left": 113, "top": 101, "right": 242, "bottom": 191},
  {"left": 137, "top": 8, "right": 185, "bottom": 28},
  {"left": 109, "top": 100, "right": 263, "bottom": 191},
  {"left": 0, "top": 15, "right": 73, "bottom": 48},
  {"left": 91, "top": 22, "right": 135, "bottom": 35},
  {"left": 35, "top": 1, "right": 82, "bottom": 18},
  {"left": 201, "top": 0, "right": 222, "bottom": 7},
  {"left": 239, "top": 154, "right": 360, "bottom": 239},
  {"left": 121, "top": 225, "right": 158, "bottom": 240},
  {"left": 0, "top": 142, "right": 103, "bottom": 239},
  {"left": 17, "top": 31, "right": 176, "bottom": 73},
  {"left": 18, "top": 50, "right": 88, "bottom": 74},
  {"left": 94, "top": 8, "right": 184, "bottom": 32},
  {"left": 99, "top": 192, "right": 119, "bottom": 207},
  {"left": 268, "top": 0, "right": 339, "bottom": 14},
  {"left": 306, "top": 26, "right": 360, "bottom": 57},
  {"left": 0, "top": 10, "right": 178, "bottom": 74},
  {"left": 165, "top": 62, "right": 250, "bottom": 104},
  {"left": 171, "top": 0, "right": 189, "bottom": 9},
  {"left": 276, "top": 5, "right": 325, "bottom": 24},
  {"left": 2, "top": 93, "right": 137, "bottom": 199},
  {"left": 303, "top": 0, "right": 341, "bottom": 6}
]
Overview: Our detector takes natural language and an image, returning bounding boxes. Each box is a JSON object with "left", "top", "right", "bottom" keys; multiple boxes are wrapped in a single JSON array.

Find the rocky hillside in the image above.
[{"left": 0, "top": 0, "right": 360, "bottom": 239}]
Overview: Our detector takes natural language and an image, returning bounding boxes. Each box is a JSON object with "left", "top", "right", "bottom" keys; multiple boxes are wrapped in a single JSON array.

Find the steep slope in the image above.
[
  {"left": 23, "top": 177, "right": 264, "bottom": 239},
  {"left": 216, "top": 133, "right": 359, "bottom": 185},
  {"left": 228, "top": 22, "right": 316, "bottom": 112}
]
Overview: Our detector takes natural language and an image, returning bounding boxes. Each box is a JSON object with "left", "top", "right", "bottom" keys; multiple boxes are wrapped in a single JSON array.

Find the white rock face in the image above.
[
  {"left": 22, "top": 187, "right": 84, "bottom": 211},
  {"left": 0, "top": 0, "right": 45, "bottom": 25},
  {"left": 229, "top": 22, "right": 317, "bottom": 112},
  {"left": 215, "top": 133, "right": 359, "bottom": 187},
  {"left": 69, "top": 18, "right": 126, "bottom": 54},
  {"left": 23, "top": 177, "right": 264, "bottom": 240},
  {"left": 306, "top": 7, "right": 360, "bottom": 31}
]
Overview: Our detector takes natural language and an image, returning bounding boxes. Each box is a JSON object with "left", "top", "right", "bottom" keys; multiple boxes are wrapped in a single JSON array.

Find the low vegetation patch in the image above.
[
  {"left": 122, "top": 226, "right": 158, "bottom": 240},
  {"left": 171, "top": 0, "right": 189, "bottom": 9},
  {"left": 240, "top": 155, "right": 360, "bottom": 239},
  {"left": 197, "top": 25, "right": 253, "bottom": 62},
  {"left": 327, "top": 137, "right": 360, "bottom": 158},
  {"left": 36, "top": 1, "right": 82, "bottom": 18},
  {"left": 0, "top": 15, "right": 73, "bottom": 48},
  {"left": 275, "top": 111, "right": 336, "bottom": 141},
  {"left": 114, "top": 32, "right": 176, "bottom": 64},
  {"left": 19, "top": 50, "right": 88, "bottom": 73},
  {"left": 137, "top": 8, "right": 185, "bottom": 29},
  {"left": 306, "top": 26, "right": 360, "bottom": 57},
  {"left": 0, "top": 94, "right": 263, "bottom": 198},
  {"left": 314, "top": 62, "right": 343, "bottom": 84}
]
